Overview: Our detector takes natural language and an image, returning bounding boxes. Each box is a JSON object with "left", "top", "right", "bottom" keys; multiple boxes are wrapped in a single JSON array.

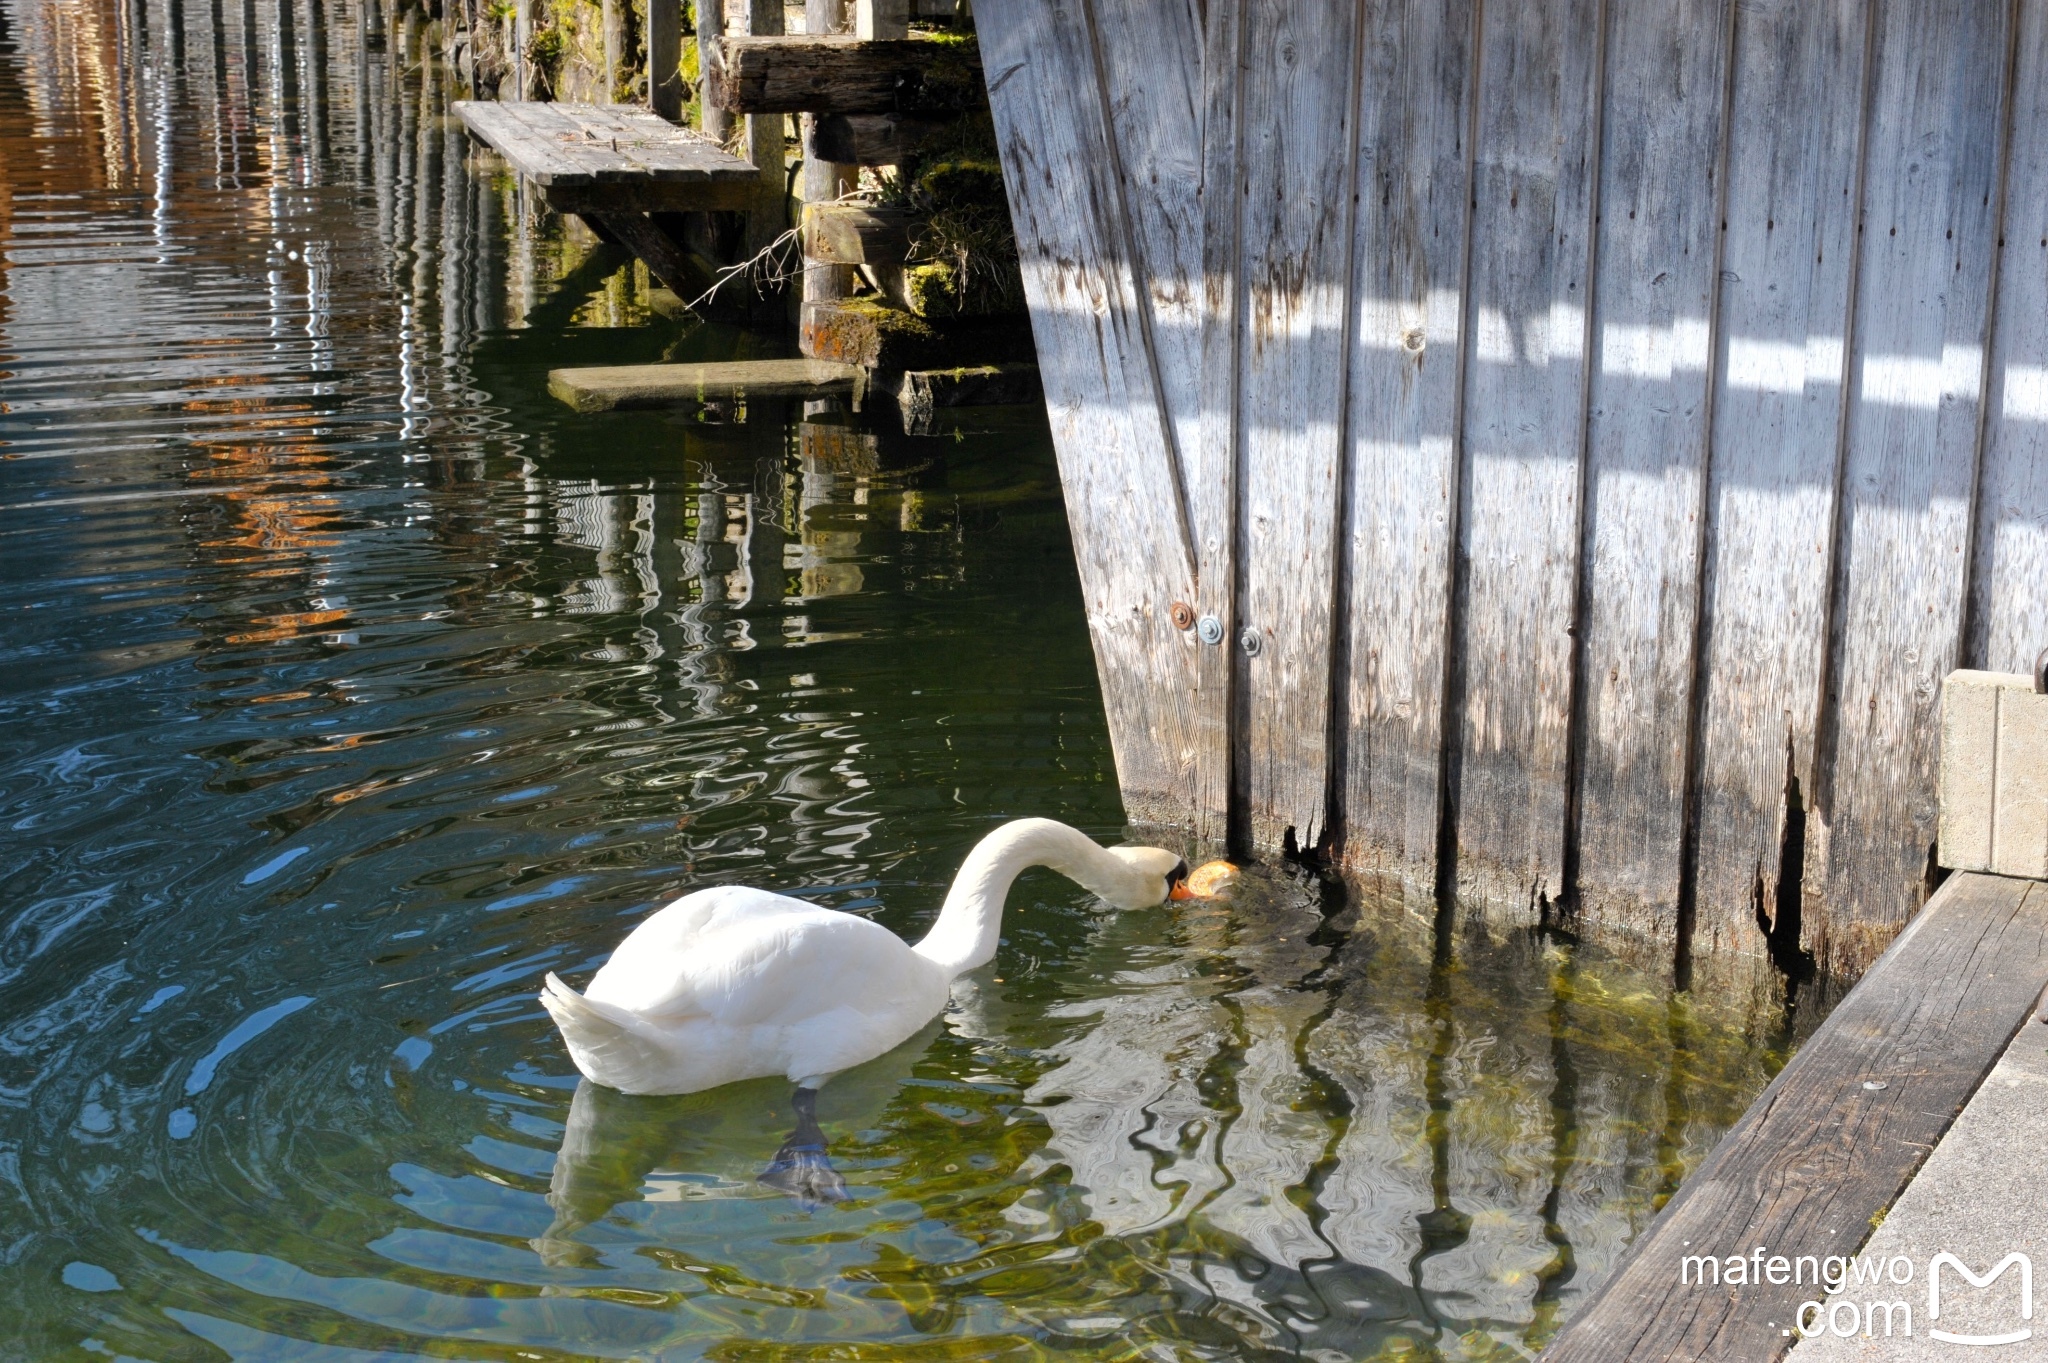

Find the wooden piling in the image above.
[
  {"left": 648, "top": 0, "right": 682, "bottom": 121},
  {"left": 799, "top": 0, "right": 855, "bottom": 334}
]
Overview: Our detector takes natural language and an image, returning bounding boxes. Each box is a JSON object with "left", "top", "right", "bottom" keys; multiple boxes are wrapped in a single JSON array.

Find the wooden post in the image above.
[
  {"left": 648, "top": 0, "right": 682, "bottom": 121},
  {"left": 855, "top": 0, "right": 907, "bottom": 40},
  {"left": 800, "top": 0, "right": 855, "bottom": 335},
  {"left": 851, "top": 0, "right": 906, "bottom": 306},
  {"left": 601, "top": 0, "right": 624, "bottom": 101},
  {"left": 698, "top": 0, "right": 731, "bottom": 142},
  {"left": 742, "top": 0, "right": 786, "bottom": 257}
]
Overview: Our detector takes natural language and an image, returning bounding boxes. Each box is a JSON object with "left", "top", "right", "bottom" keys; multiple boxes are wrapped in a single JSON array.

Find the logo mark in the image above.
[{"left": 1928, "top": 1252, "right": 2033, "bottom": 1347}]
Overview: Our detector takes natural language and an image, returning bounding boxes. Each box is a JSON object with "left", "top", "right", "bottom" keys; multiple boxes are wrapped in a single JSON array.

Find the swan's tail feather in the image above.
[{"left": 538, "top": 973, "right": 682, "bottom": 1095}]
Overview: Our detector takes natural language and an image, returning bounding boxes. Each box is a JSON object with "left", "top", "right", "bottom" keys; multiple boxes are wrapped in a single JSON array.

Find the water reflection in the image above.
[{"left": 0, "top": 0, "right": 1802, "bottom": 1354}]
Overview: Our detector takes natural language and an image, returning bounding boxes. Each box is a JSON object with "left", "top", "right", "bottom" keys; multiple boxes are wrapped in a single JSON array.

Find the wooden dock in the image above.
[
  {"left": 1540, "top": 871, "right": 2048, "bottom": 1361},
  {"left": 451, "top": 102, "right": 760, "bottom": 214}
]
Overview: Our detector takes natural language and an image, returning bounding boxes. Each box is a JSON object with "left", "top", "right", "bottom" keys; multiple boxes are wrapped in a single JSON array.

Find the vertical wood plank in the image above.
[
  {"left": 1570, "top": 0, "right": 1733, "bottom": 936},
  {"left": 1085, "top": 0, "right": 1223, "bottom": 831},
  {"left": 1234, "top": 0, "right": 1362, "bottom": 852},
  {"left": 1335, "top": 0, "right": 1475, "bottom": 895},
  {"left": 1689, "top": 0, "right": 1870, "bottom": 956},
  {"left": 976, "top": 0, "right": 1209, "bottom": 830},
  {"left": 1197, "top": 0, "right": 1248, "bottom": 842},
  {"left": 1815, "top": 0, "right": 2014, "bottom": 973},
  {"left": 1446, "top": 0, "right": 1604, "bottom": 912},
  {"left": 1970, "top": 0, "right": 2048, "bottom": 678}
]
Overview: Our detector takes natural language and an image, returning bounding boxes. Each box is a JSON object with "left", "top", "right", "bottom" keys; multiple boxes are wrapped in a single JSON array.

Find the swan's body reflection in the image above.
[{"left": 535, "top": 1021, "right": 944, "bottom": 1262}]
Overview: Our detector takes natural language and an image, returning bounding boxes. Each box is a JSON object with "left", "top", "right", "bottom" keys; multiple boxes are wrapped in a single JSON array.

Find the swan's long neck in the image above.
[{"left": 912, "top": 819, "right": 1148, "bottom": 979}]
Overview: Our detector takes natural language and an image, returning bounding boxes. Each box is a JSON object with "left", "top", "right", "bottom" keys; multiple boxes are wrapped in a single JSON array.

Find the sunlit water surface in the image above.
[{"left": 0, "top": 0, "right": 1802, "bottom": 1358}]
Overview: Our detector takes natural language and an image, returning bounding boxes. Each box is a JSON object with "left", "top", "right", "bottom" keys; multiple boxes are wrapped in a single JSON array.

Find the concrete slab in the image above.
[
  {"left": 547, "top": 359, "right": 864, "bottom": 413},
  {"left": 1940, "top": 670, "right": 2048, "bottom": 880},
  {"left": 1790, "top": 1009, "right": 2048, "bottom": 1359}
]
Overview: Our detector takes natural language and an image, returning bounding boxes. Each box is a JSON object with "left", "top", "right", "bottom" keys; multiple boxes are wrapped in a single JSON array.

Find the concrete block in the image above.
[{"left": 1940, "top": 669, "right": 2048, "bottom": 878}]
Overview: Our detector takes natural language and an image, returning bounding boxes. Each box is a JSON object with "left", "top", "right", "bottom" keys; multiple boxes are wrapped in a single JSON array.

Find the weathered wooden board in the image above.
[
  {"left": 1333, "top": 0, "right": 1475, "bottom": 895},
  {"left": 548, "top": 359, "right": 863, "bottom": 412},
  {"left": 710, "top": 35, "right": 978, "bottom": 114},
  {"left": 451, "top": 100, "right": 759, "bottom": 209},
  {"left": 1231, "top": 2, "right": 1361, "bottom": 854},
  {"left": 1814, "top": 0, "right": 2013, "bottom": 974},
  {"left": 1446, "top": 0, "right": 1603, "bottom": 912},
  {"left": 976, "top": 0, "right": 1211, "bottom": 833},
  {"left": 1969, "top": 0, "right": 2048, "bottom": 679},
  {"left": 1542, "top": 872, "right": 2048, "bottom": 1363},
  {"left": 1570, "top": 0, "right": 1733, "bottom": 936},
  {"left": 1688, "top": 0, "right": 1870, "bottom": 959}
]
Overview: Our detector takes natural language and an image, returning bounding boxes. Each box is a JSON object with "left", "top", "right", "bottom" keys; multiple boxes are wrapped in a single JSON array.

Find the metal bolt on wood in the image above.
[
  {"left": 1169, "top": 601, "right": 1195, "bottom": 631},
  {"left": 1239, "top": 627, "right": 1262, "bottom": 657},
  {"left": 1196, "top": 615, "right": 1223, "bottom": 646}
]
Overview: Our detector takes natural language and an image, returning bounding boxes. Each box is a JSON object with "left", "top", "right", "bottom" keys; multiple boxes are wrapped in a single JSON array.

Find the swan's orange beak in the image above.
[{"left": 1169, "top": 880, "right": 1196, "bottom": 901}]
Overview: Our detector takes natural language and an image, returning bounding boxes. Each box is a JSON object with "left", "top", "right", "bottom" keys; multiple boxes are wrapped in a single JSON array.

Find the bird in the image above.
[{"left": 538, "top": 818, "right": 1192, "bottom": 1100}]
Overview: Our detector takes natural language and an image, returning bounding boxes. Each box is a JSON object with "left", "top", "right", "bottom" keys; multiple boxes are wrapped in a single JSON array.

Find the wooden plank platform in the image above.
[
  {"left": 451, "top": 101, "right": 761, "bottom": 214},
  {"left": 1541, "top": 872, "right": 2048, "bottom": 1363},
  {"left": 547, "top": 359, "right": 865, "bottom": 413}
]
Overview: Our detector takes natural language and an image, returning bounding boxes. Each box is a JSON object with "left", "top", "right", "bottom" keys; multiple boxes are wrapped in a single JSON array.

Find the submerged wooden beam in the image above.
[
  {"left": 709, "top": 35, "right": 981, "bottom": 114},
  {"left": 1541, "top": 872, "right": 2048, "bottom": 1363},
  {"left": 547, "top": 359, "right": 864, "bottom": 412}
]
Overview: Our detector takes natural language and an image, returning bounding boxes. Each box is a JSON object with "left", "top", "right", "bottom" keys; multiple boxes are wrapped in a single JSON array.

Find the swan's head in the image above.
[{"left": 1104, "top": 846, "right": 1193, "bottom": 908}]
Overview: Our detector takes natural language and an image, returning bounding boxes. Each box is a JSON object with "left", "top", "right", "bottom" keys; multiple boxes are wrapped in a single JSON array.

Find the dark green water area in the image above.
[{"left": 0, "top": 1, "right": 1820, "bottom": 1358}]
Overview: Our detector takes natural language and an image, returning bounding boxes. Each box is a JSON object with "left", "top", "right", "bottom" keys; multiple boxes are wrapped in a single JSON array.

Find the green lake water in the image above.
[{"left": 0, "top": 0, "right": 1811, "bottom": 1357}]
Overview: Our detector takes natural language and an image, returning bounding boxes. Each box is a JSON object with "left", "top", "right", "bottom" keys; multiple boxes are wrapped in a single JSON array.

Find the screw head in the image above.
[
  {"left": 1169, "top": 601, "right": 1196, "bottom": 631},
  {"left": 1239, "top": 627, "right": 1262, "bottom": 657},
  {"left": 1196, "top": 614, "right": 1224, "bottom": 646}
]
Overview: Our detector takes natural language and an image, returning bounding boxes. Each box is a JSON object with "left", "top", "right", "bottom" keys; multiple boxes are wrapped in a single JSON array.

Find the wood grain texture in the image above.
[
  {"left": 1689, "top": 0, "right": 1870, "bottom": 958},
  {"left": 1233, "top": 1, "right": 1362, "bottom": 853},
  {"left": 1969, "top": 0, "right": 2048, "bottom": 678},
  {"left": 1570, "top": 0, "right": 1732, "bottom": 936},
  {"left": 1333, "top": 0, "right": 1475, "bottom": 895},
  {"left": 1814, "top": 0, "right": 2013, "bottom": 975},
  {"left": 975, "top": 0, "right": 1209, "bottom": 831},
  {"left": 1445, "top": 0, "right": 1604, "bottom": 912},
  {"left": 1542, "top": 873, "right": 2048, "bottom": 1363}
]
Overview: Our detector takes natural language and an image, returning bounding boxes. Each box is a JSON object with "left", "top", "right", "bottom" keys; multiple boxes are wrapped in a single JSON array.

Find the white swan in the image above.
[{"left": 539, "top": 818, "right": 1191, "bottom": 1097}]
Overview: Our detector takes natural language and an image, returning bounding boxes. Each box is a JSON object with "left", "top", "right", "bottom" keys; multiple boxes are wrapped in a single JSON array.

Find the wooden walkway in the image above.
[{"left": 1541, "top": 871, "right": 2048, "bottom": 1361}]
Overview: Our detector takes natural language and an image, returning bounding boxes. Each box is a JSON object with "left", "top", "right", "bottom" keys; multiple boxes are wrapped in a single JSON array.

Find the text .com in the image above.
[{"left": 1679, "top": 1248, "right": 2034, "bottom": 1345}]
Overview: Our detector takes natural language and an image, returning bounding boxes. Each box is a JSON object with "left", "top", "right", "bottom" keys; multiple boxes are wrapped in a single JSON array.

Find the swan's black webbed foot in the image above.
[{"left": 758, "top": 1087, "right": 847, "bottom": 1209}]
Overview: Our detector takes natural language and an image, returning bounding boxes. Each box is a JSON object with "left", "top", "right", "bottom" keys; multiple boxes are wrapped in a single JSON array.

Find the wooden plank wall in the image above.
[{"left": 976, "top": 0, "right": 2048, "bottom": 976}]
